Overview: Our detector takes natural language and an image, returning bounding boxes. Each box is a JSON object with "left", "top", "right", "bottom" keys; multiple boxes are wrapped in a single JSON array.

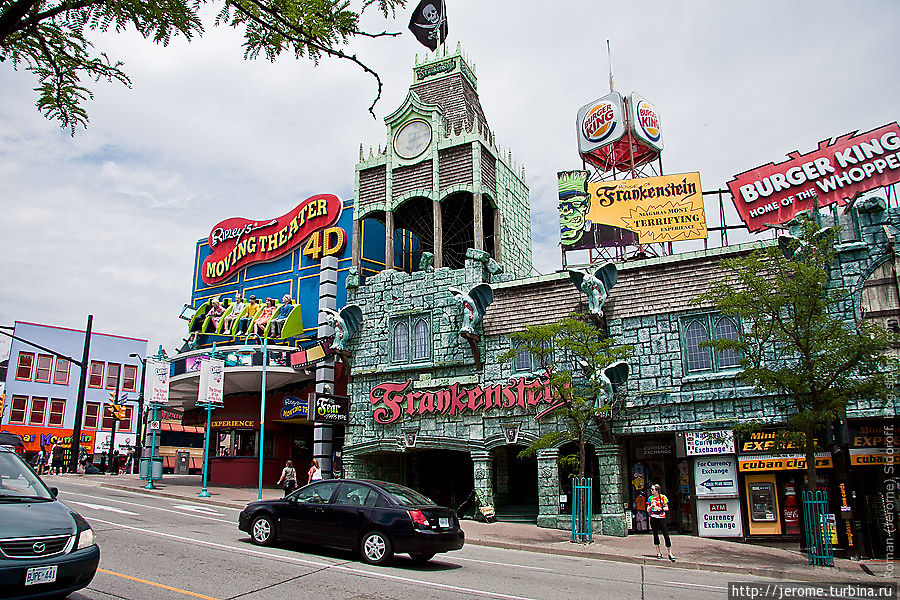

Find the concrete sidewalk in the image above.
[{"left": 54, "top": 473, "right": 896, "bottom": 583}]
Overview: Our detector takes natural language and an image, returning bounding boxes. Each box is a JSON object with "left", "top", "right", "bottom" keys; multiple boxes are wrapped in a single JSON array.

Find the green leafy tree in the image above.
[
  {"left": 1, "top": 0, "right": 405, "bottom": 133},
  {"left": 499, "top": 316, "right": 632, "bottom": 478},
  {"left": 695, "top": 217, "right": 895, "bottom": 489}
]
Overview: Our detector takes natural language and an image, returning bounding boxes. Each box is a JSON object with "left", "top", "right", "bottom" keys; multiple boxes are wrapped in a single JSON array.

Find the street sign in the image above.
[
  {"left": 149, "top": 420, "right": 161, "bottom": 431},
  {"left": 693, "top": 456, "right": 739, "bottom": 498}
]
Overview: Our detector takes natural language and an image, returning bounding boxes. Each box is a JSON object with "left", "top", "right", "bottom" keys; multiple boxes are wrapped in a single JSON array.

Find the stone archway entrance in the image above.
[{"left": 492, "top": 445, "right": 538, "bottom": 522}]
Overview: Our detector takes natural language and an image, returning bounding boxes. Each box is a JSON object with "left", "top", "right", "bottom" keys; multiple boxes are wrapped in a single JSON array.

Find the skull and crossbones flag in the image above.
[{"left": 408, "top": 0, "right": 448, "bottom": 51}]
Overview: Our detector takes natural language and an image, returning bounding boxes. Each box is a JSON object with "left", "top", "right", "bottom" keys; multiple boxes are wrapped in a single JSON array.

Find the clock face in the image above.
[{"left": 394, "top": 120, "right": 432, "bottom": 159}]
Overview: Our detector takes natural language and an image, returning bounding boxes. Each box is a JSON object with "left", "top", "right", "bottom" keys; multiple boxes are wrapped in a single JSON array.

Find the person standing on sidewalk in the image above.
[
  {"left": 648, "top": 484, "right": 675, "bottom": 562},
  {"left": 307, "top": 459, "right": 322, "bottom": 484}
]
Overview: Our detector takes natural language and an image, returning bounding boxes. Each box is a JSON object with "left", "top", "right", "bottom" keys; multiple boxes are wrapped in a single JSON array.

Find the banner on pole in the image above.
[
  {"left": 199, "top": 357, "right": 225, "bottom": 405},
  {"left": 144, "top": 358, "right": 170, "bottom": 405}
]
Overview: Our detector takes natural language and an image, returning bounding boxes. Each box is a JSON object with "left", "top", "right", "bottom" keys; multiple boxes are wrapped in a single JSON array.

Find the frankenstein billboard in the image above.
[{"left": 559, "top": 171, "right": 707, "bottom": 249}]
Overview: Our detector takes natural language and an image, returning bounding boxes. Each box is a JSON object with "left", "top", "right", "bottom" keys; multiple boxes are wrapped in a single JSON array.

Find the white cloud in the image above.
[{"left": 1, "top": 0, "right": 898, "bottom": 354}]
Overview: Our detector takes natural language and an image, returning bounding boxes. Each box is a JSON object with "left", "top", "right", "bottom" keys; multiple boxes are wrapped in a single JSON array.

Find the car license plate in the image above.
[
  {"left": 439, "top": 517, "right": 450, "bottom": 528},
  {"left": 25, "top": 565, "right": 57, "bottom": 586}
]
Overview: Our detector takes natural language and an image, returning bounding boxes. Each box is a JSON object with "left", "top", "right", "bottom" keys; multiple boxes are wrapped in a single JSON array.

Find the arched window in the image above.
[
  {"left": 714, "top": 317, "right": 741, "bottom": 368},
  {"left": 684, "top": 320, "right": 712, "bottom": 372},
  {"left": 413, "top": 319, "right": 430, "bottom": 360},
  {"left": 392, "top": 322, "right": 408, "bottom": 363},
  {"left": 513, "top": 342, "right": 531, "bottom": 372}
]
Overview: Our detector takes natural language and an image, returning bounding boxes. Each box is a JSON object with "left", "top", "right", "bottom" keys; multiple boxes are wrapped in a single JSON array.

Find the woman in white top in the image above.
[{"left": 308, "top": 459, "right": 322, "bottom": 484}]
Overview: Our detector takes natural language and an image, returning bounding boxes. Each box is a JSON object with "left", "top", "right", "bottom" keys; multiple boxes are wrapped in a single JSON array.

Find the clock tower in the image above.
[{"left": 352, "top": 44, "right": 531, "bottom": 278}]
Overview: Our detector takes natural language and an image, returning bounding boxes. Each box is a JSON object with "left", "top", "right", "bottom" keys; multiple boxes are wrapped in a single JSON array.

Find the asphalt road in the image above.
[{"left": 51, "top": 480, "right": 776, "bottom": 600}]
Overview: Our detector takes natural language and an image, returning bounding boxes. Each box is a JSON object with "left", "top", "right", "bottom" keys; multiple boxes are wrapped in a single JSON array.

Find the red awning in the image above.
[{"left": 160, "top": 422, "right": 203, "bottom": 434}]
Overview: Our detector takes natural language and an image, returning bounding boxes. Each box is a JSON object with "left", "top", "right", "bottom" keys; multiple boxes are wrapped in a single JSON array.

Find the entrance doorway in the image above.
[
  {"left": 402, "top": 449, "right": 473, "bottom": 510},
  {"left": 492, "top": 445, "right": 538, "bottom": 522}
]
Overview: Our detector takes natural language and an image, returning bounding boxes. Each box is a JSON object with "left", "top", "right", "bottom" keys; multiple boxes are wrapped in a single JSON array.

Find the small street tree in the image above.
[
  {"left": 499, "top": 315, "right": 632, "bottom": 479},
  {"left": 695, "top": 216, "right": 895, "bottom": 490},
  {"left": 1, "top": 0, "right": 405, "bottom": 132}
]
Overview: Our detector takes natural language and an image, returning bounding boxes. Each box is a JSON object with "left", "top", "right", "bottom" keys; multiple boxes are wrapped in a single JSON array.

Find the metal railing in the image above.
[
  {"left": 571, "top": 477, "right": 593, "bottom": 543},
  {"left": 802, "top": 490, "right": 834, "bottom": 566}
]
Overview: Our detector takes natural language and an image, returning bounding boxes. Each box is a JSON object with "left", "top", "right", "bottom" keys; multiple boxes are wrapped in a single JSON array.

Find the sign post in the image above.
[
  {"left": 198, "top": 348, "right": 225, "bottom": 498},
  {"left": 142, "top": 348, "right": 170, "bottom": 489}
]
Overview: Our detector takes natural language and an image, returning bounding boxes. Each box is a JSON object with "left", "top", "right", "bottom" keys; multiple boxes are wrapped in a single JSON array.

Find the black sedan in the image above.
[
  {"left": 0, "top": 447, "right": 100, "bottom": 599},
  {"left": 238, "top": 479, "right": 464, "bottom": 565}
]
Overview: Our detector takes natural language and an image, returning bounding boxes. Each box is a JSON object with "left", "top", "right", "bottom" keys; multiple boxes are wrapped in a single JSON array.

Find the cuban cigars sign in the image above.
[
  {"left": 369, "top": 376, "right": 555, "bottom": 425},
  {"left": 727, "top": 122, "right": 900, "bottom": 232},
  {"left": 202, "top": 194, "right": 344, "bottom": 285},
  {"left": 586, "top": 172, "right": 707, "bottom": 243}
]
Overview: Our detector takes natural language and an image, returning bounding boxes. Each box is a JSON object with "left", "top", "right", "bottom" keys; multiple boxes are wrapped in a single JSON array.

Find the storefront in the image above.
[
  {"left": 626, "top": 435, "right": 689, "bottom": 534},
  {"left": 847, "top": 419, "right": 899, "bottom": 557},
  {"left": 737, "top": 431, "right": 828, "bottom": 538}
]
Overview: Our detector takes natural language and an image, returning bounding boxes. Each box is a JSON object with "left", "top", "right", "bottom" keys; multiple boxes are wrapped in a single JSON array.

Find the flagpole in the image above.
[
  {"left": 607, "top": 40, "right": 615, "bottom": 93},
  {"left": 440, "top": 0, "right": 446, "bottom": 55}
]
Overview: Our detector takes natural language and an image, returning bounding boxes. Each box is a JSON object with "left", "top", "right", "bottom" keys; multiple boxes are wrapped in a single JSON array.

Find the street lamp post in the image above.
[
  {"left": 129, "top": 353, "right": 147, "bottom": 475},
  {"left": 144, "top": 345, "right": 168, "bottom": 490},
  {"left": 239, "top": 334, "right": 268, "bottom": 501}
]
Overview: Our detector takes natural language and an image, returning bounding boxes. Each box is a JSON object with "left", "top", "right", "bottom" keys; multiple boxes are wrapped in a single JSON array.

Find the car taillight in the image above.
[{"left": 408, "top": 509, "right": 430, "bottom": 527}]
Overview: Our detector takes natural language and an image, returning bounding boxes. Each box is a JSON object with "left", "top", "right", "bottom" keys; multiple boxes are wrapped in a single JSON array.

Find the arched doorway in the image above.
[
  {"left": 402, "top": 449, "right": 473, "bottom": 510},
  {"left": 492, "top": 445, "right": 538, "bottom": 522}
]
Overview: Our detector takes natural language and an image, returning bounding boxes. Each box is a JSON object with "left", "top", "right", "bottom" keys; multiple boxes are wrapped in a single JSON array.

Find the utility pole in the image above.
[{"left": 69, "top": 316, "right": 92, "bottom": 473}]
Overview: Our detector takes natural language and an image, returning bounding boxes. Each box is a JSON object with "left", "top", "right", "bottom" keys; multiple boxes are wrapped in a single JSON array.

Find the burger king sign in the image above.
[
  {"left": 577, "top": 92, "right": 626, "bottom": 154},
  {"left": 629, "top": 93, "right": 663, "bottom": 153}
]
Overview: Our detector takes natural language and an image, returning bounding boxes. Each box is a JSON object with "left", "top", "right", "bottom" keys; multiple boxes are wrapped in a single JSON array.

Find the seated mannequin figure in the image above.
[
  {"left": 239, "top": 296, "right": 259, "bottom": 335},
  {"left": 254, "top": 298, "right": 278, "bottom": 337},
  {"left": 223, "top": 294, "right": 246, "bottom": 333},
  {"left": 268, "top": 294, "right": 293, "bottom": 338}
]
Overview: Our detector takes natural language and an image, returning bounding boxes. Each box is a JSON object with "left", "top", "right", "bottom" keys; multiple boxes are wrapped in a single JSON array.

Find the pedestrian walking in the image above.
[
  {"left": 276, "top": 460, "right": 298, "bottom": 496},
  {"left": 307, "top": 459, "right": 322, "bottom": 484},
  {"left": 50, "top": 442, "right": 64, "bottom": 475},
  {"left": 35, "top": 446, "right": 48, "bottom": 475},
  {"left": 648, "top": 483, "right": 675, "bottom": 562}
]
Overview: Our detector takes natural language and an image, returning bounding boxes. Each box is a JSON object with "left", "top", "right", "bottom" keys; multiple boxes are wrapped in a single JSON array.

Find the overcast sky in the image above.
[{"left": 1, "top": 0, "right": 898, "bottom": 359}]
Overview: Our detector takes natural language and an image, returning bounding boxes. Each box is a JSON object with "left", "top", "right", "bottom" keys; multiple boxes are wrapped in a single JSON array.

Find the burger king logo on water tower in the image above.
[
  {"left": 583, "top": 101, "right": 618, "bottom": 143},
  {"left": 629, "top": 92, "right": 663, "bottom": 153},
  {"left": 576, "top": 92, "right": 626, "bottom": 154}
]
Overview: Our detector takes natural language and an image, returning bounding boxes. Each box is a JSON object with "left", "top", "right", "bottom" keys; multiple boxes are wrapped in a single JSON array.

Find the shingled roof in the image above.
[{"left": 410, "top": 70, "right": 491, "bottom": 137}]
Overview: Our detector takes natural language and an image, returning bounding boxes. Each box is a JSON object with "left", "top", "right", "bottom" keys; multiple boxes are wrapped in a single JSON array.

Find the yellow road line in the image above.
[{"left": 97, "top": 568, "right": 222, "bottom": 600}]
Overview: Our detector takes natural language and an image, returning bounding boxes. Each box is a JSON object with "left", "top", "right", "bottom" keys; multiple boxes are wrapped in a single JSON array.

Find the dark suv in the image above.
[{"left": 0, "top": 447, "right": 99, "bottom": 599}]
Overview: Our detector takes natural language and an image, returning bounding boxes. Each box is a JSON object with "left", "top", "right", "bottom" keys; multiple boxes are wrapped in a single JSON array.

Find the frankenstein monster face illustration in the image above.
[{"left": 558, "top": 171, "right": 592, "bottom": 246}]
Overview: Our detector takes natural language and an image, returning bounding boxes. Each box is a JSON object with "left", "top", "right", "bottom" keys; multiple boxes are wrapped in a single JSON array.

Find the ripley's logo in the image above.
[
  {"left": 582, "top": 102, "right": 618, "bottom": 144},
  {"left": 636, "top": 100, "right": 661, "bottom": 142},
  {"left": 201, "top": 194, "right": 343, "bottom": 285}
]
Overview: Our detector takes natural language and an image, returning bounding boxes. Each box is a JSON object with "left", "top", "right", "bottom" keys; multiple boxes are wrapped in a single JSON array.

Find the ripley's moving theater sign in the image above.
[
  {"left": 728, "top": 122, "right": 900, "bottom": 232},
  {"left": 201, "top": 194, "right": 345, "bottom": 285}
]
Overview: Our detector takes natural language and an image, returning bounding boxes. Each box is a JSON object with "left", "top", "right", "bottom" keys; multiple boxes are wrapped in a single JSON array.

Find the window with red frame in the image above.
[
  {"left": 106, "top": 363, "right": 120, "bottom": 389},
  {"left": 83, "top": 402, "right": 101, "bottom": 429},
  {"left": 101, "top": 405, "right": 132, "bottom": 431},
  {"left": 16, "top": 353, "right": 34, "bottom": 380},
  {"left": 53, "top": 359, "right": 70, "bottom": 385},
  {"left": 9, "top": 396, "right": 28, "bottom": 423},
  {"left": 34, "top": 355, "right": 53, "bottom": 383},
  {"left": 89, "top": 361, "right": 104, "bottom": 388},
  {"left": 122, "top": 365, "right": 138, "bottom": 392},
  {"left": 48, "top": 399, "right": 66, "bottom": 426},
  {"left": 29, "top": 397, "right": 47, "bottom": 425}
]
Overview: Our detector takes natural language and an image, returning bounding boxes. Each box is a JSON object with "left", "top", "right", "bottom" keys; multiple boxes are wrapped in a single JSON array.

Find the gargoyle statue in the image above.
[
  {"left": 322, "top": 304, "right": 363, "bottom": 351},
  {"left": 449, "top": 283, "right": 494, "bottom": 335},
  {"left": 568, "top": 262, "right": 618, "bottom": 317},
  {"left": 596, "top": 360, "right": 629, "bottom": 410}
]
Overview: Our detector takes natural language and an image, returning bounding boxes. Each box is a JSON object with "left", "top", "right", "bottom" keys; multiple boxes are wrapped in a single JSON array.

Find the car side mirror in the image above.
[{"left": 50, "top": 487, "right": 59, "bottom": 498}]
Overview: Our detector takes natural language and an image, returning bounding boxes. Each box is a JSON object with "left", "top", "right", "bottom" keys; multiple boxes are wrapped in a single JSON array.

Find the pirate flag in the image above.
[{"left": 408, "top": 0, "right": 447, "bottom": 51}]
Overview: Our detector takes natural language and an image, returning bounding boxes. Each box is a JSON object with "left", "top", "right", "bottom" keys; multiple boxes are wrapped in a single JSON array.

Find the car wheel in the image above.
[
  {"left": 360, "top": 530, "right": 393, "bottom": 565},
  {"left": 409, "top": 552, "right": 435, "bottom": 564},
  {"left": 250, "top": 515, "right": 275, "bottom": 546}
]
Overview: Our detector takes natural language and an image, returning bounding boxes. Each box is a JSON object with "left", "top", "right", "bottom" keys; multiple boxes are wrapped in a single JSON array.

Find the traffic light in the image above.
[{"left": 106, "top": 403, "right": 128, "bottom": 421}]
